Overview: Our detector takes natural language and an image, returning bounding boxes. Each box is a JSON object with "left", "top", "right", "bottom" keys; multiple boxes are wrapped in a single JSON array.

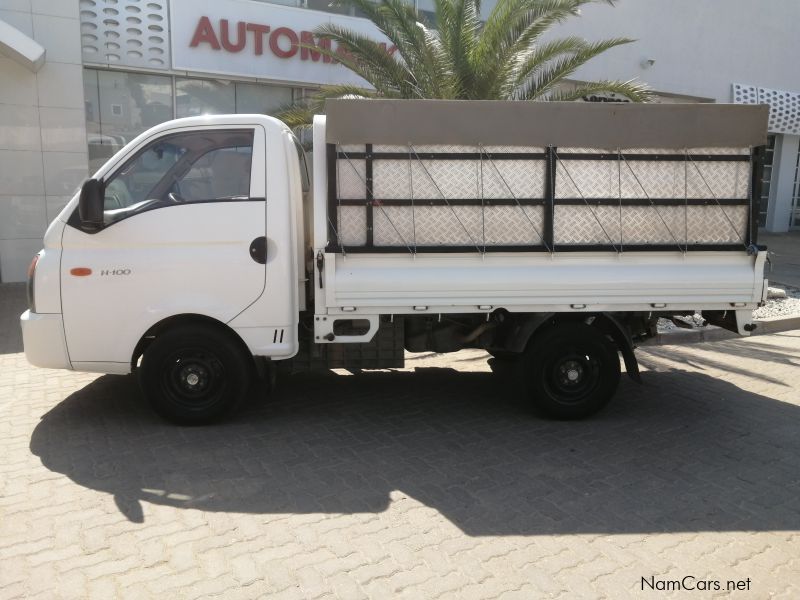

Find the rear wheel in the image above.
[
  {"left": 139, "top": 324, "right": 253, "bottom": 424},
  {"left": 518, "top": 322, "right": 620, "bottom": 419}
]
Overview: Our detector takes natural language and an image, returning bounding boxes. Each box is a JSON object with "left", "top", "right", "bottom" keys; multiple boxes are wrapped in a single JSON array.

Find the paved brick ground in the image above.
[{"left": 1, "top": 283, "right": 799, "bottom": 599}]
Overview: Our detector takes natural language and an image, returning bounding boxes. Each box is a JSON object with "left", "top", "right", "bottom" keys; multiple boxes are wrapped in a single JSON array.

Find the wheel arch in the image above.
[
  {"left": 503, "top": 312, "right": 641, "bottom": 383},
  {"left": 131, "top": 313, "right": 254, "bottom": 371}
]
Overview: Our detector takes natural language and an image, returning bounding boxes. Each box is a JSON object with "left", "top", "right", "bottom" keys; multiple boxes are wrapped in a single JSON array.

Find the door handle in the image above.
[{"left": 249, "top": 236, "right": 267, "bottom": 264}]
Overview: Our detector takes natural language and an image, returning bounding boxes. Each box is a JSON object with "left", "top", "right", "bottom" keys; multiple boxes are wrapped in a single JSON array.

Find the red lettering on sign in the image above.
[
  {"left": 300, "top": 31, "right": 332, "bottom": 63},
  {"left": 189, "top": 16, "right": 396, "bottom": 65},
  {"left": 246, "top": 22, "right": 270, "bottom": 55},
  {"left": 269, "top": 27, "right": 299, "bottom": 58},
  {"left": 220, "top": 19, "right": 246, "bottom": 53},
  {"left": 335, "top": 43, "right": 354, "bottom": 64},
  {"left": 190, "top": 16, "right": 221, "bottom": 50}
]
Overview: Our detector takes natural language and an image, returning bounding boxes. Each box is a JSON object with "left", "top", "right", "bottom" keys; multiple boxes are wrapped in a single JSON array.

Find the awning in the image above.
[{"left": 0, "top": 18, "right": 45, "bottom": 72}]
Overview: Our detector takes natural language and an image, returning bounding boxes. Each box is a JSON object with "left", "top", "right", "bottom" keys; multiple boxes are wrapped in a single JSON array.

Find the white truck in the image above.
[{"left": 21, "top": 100, "right": 770, "bottom": 423}]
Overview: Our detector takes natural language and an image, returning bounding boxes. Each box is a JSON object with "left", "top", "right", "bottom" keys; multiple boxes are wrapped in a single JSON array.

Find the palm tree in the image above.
[{"left": 279, "top": 0, "right": 651, "bottom": 128}]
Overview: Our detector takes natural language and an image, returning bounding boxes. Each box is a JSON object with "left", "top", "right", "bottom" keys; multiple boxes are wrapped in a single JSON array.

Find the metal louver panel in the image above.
[{"left": 80, "top": 0, "right": 170, "bottom": 69}]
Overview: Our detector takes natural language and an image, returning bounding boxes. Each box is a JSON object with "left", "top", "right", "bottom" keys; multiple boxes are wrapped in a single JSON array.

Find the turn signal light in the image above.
[{"left": 69, "top": 267, "right": 92, "bottom": 277}]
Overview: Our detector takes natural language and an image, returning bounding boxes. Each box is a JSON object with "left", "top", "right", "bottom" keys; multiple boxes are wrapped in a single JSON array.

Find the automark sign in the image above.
[{"left": 170, "top": 0, "right": 392, "bottom": 86}]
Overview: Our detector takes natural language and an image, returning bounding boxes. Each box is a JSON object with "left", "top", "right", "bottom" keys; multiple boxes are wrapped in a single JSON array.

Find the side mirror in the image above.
[{"left": 78, "top": 178, "right": 104, "bottom": 229}]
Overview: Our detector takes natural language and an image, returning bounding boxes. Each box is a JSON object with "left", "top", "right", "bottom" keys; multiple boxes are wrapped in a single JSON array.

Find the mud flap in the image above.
[
  {"left": 602, "top": 313, "right": 641, "bottom": 384},
  {"left": 704, "top": 309, "right": 757, "bottom": 336}
]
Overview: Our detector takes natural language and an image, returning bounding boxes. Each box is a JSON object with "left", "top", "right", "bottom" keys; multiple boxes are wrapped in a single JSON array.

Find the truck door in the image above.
[{"left": 60, "top": 125, "right": 267, "bottom": 368}]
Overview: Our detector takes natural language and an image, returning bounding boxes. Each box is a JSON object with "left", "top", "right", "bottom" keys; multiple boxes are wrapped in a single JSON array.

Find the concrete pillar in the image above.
[
  {"left": 0, "top": 1, "right": 87, "bottom": 282},
  {"left": 766, "top": 133, "right": 800, "bottom": 232}
]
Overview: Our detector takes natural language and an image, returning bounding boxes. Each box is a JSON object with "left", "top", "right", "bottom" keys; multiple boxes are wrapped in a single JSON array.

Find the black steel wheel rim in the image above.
[
  {"left": 542, "top": 347, "right": 601, "bottom": 405},
  {"left": 159, "top": 346, "right": 227, "bottom": 411}
]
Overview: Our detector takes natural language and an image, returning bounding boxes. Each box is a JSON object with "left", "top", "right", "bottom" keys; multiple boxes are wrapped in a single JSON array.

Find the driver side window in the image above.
[
  {"left": 104, "top": 143, "right": 182, "bottom": 211},
  {"left": 102, "top": 129, "right": 255, "bottom": 225}
]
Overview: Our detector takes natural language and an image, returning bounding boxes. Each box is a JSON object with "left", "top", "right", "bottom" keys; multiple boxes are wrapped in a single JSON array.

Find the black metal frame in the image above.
[{"left": 325, "top": 143, "right": 764, "bottom": 254}]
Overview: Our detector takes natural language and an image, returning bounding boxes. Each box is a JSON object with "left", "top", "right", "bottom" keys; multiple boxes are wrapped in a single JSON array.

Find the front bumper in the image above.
[{"left": 20, "top": 310, "right": 71, "bottom": 370}]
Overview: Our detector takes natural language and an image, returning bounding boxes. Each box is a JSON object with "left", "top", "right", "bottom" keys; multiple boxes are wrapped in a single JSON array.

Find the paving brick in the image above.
[{"left": 1, "top": 282, "right": 799, "bottom": 598}]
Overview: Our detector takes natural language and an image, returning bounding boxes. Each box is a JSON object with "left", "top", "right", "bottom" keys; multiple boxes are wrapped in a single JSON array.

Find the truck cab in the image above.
[{"left": 22, "top": 115, "right": 306, "bottom": 421}]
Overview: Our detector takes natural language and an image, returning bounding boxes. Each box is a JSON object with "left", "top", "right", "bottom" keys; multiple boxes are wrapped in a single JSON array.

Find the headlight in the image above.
[{"left": 26, "top": 251, "right": 41, "bottom": 312}]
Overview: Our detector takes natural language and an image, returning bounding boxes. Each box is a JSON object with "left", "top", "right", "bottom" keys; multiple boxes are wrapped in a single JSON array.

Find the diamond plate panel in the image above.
[
  {"left": 686, "top": 160, "right": 750, "bottom": 199},
  {"left": 554, "top": 205, "right": 748, "bottom": 245},
  {"left": 555, "top": 205, "right": 623, "bottom": 245},
  {"left": 373, "top": 144, "right": 544, "bottom": 154},
  {"left": 686, "top": 205, "right": 748, "bottom": 244},
  {"left": 373, "top": 205, "right": 545, "bottom": 247},
  {"left": 481, "top": 160, "right": 546, "bottom": 199},
  {"left": 374, "top": 145, "right": 412, "bottom": 153},
  {"left": 372, "top": 159, "right": 545, "bottom": 200},
  {"left": 556, "top": 159, "right": 749, "bottom": 199},
  {"left": 374, "top": 206, "right": 481, "bottom": 247},
  {"left": 373, "top": 160, "right": 478, "bottom": 200},
  {"left": 337, "top": 206, "right": 367, "bottom": 246},
  {"left": 621, "top": 206, "right": 687, "bottom": 245},
  {"left": 684, "top": 147, "right": 750, "bottom": 156},
  {"left": 558, "top": 147, "right": 609, "bottom": 154},
  {"left": 337, "top": 159, "right": 366, "bottom": 199},
  {"left": 559, "top": 147, "right": 749, "bottom": 155},
  {"left": 339, "top": 145, "right": 365, "bottom": 153},
  {"left": 482, "top": 146, "right": 544, "bottom": 154},
  {"left": 484, "top": 205, "right": 545, "bottom": 245},
  {"left": 556, "top": 205, "right": 686, "bottom": 245}
]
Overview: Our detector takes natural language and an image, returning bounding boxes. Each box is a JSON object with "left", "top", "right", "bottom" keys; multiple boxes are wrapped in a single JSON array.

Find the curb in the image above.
[
  {"left": 753, "top": 315, "right": 800, "bottom": 335},
  {"left": 646, "top": 316, "right": 800, "bottom": 346}
]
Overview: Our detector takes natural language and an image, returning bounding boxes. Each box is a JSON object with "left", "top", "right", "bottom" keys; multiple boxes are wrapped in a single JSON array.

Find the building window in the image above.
[
  {"left": 305, "top": 0, "right": 353, "bottom": 15},
  {"left": 235, "top": 82, "right": 293, "bottom": 114},
  {"left": 83, "top": 69, "right": 174, "bottom": 173},
  {"left": 84, "top": 68, "right": 301, "bottom": 174},
  {"left": 176, "top": 78, "right": 236, "bottom": 118}
]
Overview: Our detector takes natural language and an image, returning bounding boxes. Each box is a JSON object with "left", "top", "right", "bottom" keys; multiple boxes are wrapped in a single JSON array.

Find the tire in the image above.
[
  {"left": 518, "top": 322, "right": 620, "bottom": 420},
  {"left": 139, "top": 323, "right": 254, "bottom": 425}
]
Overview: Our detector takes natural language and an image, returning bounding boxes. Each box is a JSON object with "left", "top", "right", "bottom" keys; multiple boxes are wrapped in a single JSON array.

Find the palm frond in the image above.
[
  {"left": 499, "top": 36, "right": 590, "bottom": 97},
  {"left": 351, "top": 0, "right": 444, "bottom": 89},
  {"left": 433, "top": 0, "right": 482, "bottom": 96},
  {"left": 475, "top": 0, "right": 617, "bottom": 97},
  {"left": 546, "top": 79, "right": 654, "bottom": 102},
  {"left": 274, "top": 85, "right": 379, "bottom": 130},
  {"left": 312, "top": 24, "right": 415, "bottom": 96},
  {"left": 275, "top": 0, "right": 650, "bottom": 120},
  {"left": 515, "top": 37, "right": 635, "bottom": 100}
]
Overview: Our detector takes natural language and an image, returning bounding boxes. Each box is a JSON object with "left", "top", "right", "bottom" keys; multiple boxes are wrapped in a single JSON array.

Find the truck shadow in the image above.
[{"left": 30, "top": 366, "right": 800, "bottom": 535}]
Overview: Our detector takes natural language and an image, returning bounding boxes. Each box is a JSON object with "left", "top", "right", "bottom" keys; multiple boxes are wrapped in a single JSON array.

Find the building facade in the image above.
[{"left": 0, "top": 0, "right": 798, "bottom": 281}]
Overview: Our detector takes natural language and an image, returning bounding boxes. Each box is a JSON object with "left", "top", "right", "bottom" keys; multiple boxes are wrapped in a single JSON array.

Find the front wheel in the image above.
[
  {"left": 518, "top": 322, "right": 620, "bottom": 420},
  {"left": 139, "top": 324, "right": 254, "bottom": 424}
]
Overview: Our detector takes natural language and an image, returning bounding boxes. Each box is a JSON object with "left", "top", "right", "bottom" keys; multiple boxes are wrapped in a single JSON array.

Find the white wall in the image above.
[
  {"left": 0, "top": 0, "right": 87, "bottom": 282},
  {"left": 543, "top": 0, "right": 800, "bottom": 102}
]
